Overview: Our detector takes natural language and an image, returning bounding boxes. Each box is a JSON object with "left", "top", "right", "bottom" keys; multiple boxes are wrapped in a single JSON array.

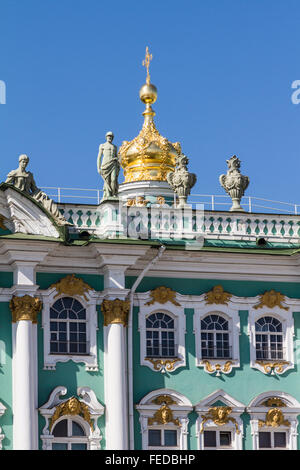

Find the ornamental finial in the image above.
[{"left": 142, "top": 46, "right": 152, "bottom": 85}]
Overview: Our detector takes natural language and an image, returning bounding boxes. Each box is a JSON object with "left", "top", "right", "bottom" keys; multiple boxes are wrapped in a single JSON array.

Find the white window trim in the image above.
[
  {"left": 39, "top": 386, "right": 105, "bottom": 450},
  {"left": 40, "top": 288, "right": 99, "bottom": 371},
  {"left": 193, "top": 302, "right": 241, "bottom": 375},
  {"left": 248, "top": 306, "right": 295, "bottom": 375},
  {"left": 248, "top": 391, "right": 300, "bottom": 450},
  {"left": 195, "top": 389, "right": 245, "bottom": 450},
  {"left": 0, "top": 401, "right": 6, "bottom": 450},
  {"left": 136, "top": 388, "right": 192, "bottom": 450},
  {"left": 51, "top": 415, "right": 91, "bottom": 450},
  {"left": 137, "top": 295, "right": 186, "bottom": 373}
]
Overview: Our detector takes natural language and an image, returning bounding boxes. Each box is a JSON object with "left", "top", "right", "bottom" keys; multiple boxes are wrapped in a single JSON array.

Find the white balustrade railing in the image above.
[{"left": 41, "top": 187, "right": 300, "bottom": 215}]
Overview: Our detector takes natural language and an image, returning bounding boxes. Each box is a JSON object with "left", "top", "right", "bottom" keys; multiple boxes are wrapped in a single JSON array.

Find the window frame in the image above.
[
  {"left": 51, "top": 416, "right": 90, "bottom": 450},
  {"left": 195, "top": 389, "right": 245, "bottom": 450},
  {"left": 40, "top": 287, "right": 98, "bottom": 371},
  {"left": 136, "top": 388, "right": 193, "bottom": 450},
  {"left": 248, "top": 306, "right": 294, "bottom": 375},
  {"left": 138, "top": 296, "right": 186, "bottom": 373},
  {"left": 248, "top": 391, "right": 300, "bottom": 450},
  {"left": 194, "top": 304, "right": 241, "bottom": 375}
]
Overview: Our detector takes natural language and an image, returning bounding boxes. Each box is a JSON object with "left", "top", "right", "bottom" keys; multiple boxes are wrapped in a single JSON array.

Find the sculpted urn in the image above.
[
  {"left": 219, "top": 155, "right": 249, "bottom": 212},
  {"left": 167, "top": 154, "right": 197, "bottom": 207}
]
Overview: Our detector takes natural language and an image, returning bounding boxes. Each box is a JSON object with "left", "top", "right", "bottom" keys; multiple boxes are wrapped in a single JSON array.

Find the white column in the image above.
[
  {"left": 105, "top": 323, "right": 127, "bottom": 449},
  {"left": 10, "top": 261, "right": 41, "bottom": 450},
  {"left": 103, "top": 266, "right": 128, "bottom": 450},
  {"left": 13, "top": 320, "right": 35, "bottom": 449}
]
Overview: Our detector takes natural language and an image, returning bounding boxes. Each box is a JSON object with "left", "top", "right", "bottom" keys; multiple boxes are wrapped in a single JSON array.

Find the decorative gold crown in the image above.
[{"left": 119, "top": 47, "right": 181, "bottom": 183}]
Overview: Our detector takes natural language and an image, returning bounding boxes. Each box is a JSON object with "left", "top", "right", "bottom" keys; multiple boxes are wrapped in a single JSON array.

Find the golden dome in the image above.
[{"left": 119, "top": 48, "right": 181, "bottom": 184}]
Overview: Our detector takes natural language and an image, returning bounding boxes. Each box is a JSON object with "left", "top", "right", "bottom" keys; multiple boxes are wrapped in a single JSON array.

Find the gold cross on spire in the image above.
[{"left": 142, "top": 46, "right": 152, "bottom": 85}]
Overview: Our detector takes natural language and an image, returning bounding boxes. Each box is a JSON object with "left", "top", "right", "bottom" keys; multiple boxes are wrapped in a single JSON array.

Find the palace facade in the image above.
[{"left": 0, "top": 51, "right": 300, "bottom": 450}]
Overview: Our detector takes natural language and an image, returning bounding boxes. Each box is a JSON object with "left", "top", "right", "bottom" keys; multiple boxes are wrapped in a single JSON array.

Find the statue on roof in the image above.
[
  {"left": 97, "top": 131, "right": 120, "bottom": 201},
  {"left": 5, "top": 154, "right": 70, "bottom": 226}
]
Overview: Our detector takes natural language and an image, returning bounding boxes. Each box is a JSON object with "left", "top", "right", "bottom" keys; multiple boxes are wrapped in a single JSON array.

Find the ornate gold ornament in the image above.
[
  {"left": 125, "top": 196, "right": 150, "bottom": 207},
  {"left": 148, "top": 404, "right": 180, "bottom": 427},
  {"left": 262, "top": 397, "right": 286, "bottom": 408},
  {"left": 145, "top": 357, "right": 180, "bottom": 373},
  {"left": 50, "top": 274, "right": 93, "bottom": 301},
  {"left": 201, "top": 360, "right": 233, "bottom": 376},
  {"left": 200, "top": 407, "right": 240, "bottom": 434},
  {"left": 256, "top": 360, "right": 289, "bottom": 375},
  {"left": 156, "top": 196, "right": 166, "bottom": 206},
  {"left": 254, "top": 290, "right": 288, "bottom": 311},
  {"left": 49, "top": 396, "right": 93, "bottom": 431},
  {"left": 151, "top": 395, "right": 177, "bottom": 406},
  {"left": 0, "top": 215, "right": 8, "bottom": 230},
  {"left": 10, "top": 295, "right": 42, "bottom": 323},
  {"left": 119, "top": 47, "right": 181, "bottom": 183},
  {"left": 258, "top": 408, "right": 290, "bottom": 428},
  {"left": 145, "top": 286, "right": 180, "bottom": 306},
  {"left": 204, "top": 285, "right": 232, "bottom": 305},
  {"left": 101, "top": 298, "right": 130, "bottom": 327}
]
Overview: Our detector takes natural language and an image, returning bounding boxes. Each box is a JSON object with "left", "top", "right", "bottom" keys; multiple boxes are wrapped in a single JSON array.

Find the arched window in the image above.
[
  {"left": 255, "top": 316, "right": 283, "bottom": 360},
  {"left": 50, "top": 297, "right": 87, "bottom": 355},
  {"left": 200, "top": 314, "right": 230, "bottom": 359},
  {"left": 146, "top": 313, "right": 175, "bottom": 358},
  {"left": 51, "top": 418, "right": 88, "bottom": 450}
]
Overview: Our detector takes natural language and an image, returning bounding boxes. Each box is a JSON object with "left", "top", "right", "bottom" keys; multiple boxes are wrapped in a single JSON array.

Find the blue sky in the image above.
[{"left": 1, "top": 0, "right": 300, "bottom": 206}]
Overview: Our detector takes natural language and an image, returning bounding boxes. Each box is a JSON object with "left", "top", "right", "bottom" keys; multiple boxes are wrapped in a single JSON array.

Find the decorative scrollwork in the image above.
[
  {"left": 145, "top": 357, "right": 180, "bottom": 373},
  {"left": 200, "top": 407, "right": 240, "bottom": 434},
  {"left": 50, "top": 274, "right": 93, "bottom": 301},
  {"left": 254, "top": 290, "right": 288, "bottom": 311},
  {"left": 101, "top": 298, "right": 130, "bottom": 327},
  {"left": 49, "top": 396, "right": 93, "bottom": 431},
  {"left": 256, "top": 360, "right": 289, "bottom": 375},
  {"left": 145, "top": 286, "right": 180, "bottom": 306},
  {"left": 204, "top": 285, "right": 232, "bottom": 305},
  {"left": 201, "top": 360, "right": 233, "bottom": 376}
]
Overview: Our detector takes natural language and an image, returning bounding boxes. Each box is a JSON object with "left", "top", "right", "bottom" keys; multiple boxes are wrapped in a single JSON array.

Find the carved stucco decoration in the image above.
[
  {"left": 258, "top": 408, "right": 290, "bottom": 428},
  {"left": 151, "top": 395, "right": 177, "bottom": 406},
  {"left": 145, "top": 286, "right": 180, "bottom": 306},
  {"left": 9, "top": 295, "right": 42, "bottom": 323},
  {"left": 49, "top": 396, "right": 93, "bottom": 431},
  {"left": 50, "top": 274, "right": 93, "bottom": 302},
  {"left": 254, "top": 290, "right": 288, "bottom": 311},
  {"left": 148, "top": 404, "right": 180, "bottom": 427},
  {"left": 145, "top": 357, "right": 181, "bottom": 373},
  {"left": 204, "top": 285, "right": 232, "bottom": 305},
  {"left": 101, "top": 298, "right": 130, "bottom": 327},
  {"left": 219, "top": 155, "right": 249, "bottom": 212},
  {"left": 255, "top": 360, "right": 290, "bottom": 375},
  {"left": 262, "top": 397, "right": 286, "bottom": 408},
  {"left": 200, "top": 407, "right": 240, "bottom": 434},
  {"left": 201, "top": 360, "right": 233, "bottom": 376}
]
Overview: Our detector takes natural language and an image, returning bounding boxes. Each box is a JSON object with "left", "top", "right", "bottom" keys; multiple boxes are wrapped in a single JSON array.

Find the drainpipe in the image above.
[{"left": 127, "top": 244, "right": 166, "bottom": 449}]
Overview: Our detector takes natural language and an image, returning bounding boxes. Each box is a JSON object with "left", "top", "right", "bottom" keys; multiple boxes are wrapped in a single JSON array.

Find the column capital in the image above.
[
  {"left": 9, "top": 295, "right": 42, "bottom": 323},
  {"left": 101, "top": 298, "right": 130, "bottom": 327}
]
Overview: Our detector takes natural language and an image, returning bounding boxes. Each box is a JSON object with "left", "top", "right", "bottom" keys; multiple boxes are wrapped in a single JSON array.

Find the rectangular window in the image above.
[
  {"left": 220, "top": 431, "right": 231, "bottom": 447},
  {"left": 204, "top": 430, "right": 216, "bottom": 447},
  {"left": 274, "top": 432, "right": 286, "bottom": 448},
  {"left": 148, "top": 429, "right": 161, "bottom": 446},
  {"left": 259, "top": 432, "right": 271, "bottom": 449},
  {"left": 148, "top": 429, "right": 178, "bottom": 448}
]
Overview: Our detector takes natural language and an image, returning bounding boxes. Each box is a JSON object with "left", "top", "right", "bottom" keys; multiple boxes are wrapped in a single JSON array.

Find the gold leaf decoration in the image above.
[
  {"left": 145, "top": 357, "right": 180, "bottom": 372},
  {"left": 200, "top": 407, "right": 240, "bottom": 434},
  {"left": 151, "top": 395, "right": 177, "bottom": 406},
  {"left": 254, "top": 290, "right": 288, "bottom": 311},
  {"left": 148, "top": 404, "right": 180, "bottom": 427},
  {"left": 262, "top": 397, "right": 286, "bottom": 408},
  {"left": 49, "top": 397, "right": 93, "bottom": 431},
  {"left": 9, "top": 295, "right": 42, "bottom": 323},
  {"left": 50, "top": 274, "right": 93, "bottom": 301},
  {"left": 145, "top": 286, "right": 180, "bottom": 306},
  {"left": 204, "top": 285, "right": 232, "bottom": 305},
  {"left": 256, "top": 361, "right": 289, "bottom": 374},
  {"left": 101, "top": 298, "right": 130, "bottom": 327},
  {"left": 258, "top": 408, "right": 290, "bottom": 428}
]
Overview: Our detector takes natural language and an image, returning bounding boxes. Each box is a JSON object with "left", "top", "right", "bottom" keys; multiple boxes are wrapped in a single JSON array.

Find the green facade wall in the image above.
[{"left": 130, "top": 276, "right": 300, "bottom": 450}]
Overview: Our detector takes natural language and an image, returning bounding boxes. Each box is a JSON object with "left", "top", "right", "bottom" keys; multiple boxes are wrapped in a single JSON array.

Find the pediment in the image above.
[
  {"left": 195, "top": 389, "right": 245, "bottom": 410},
  {"left": 0, "top": 183, "right": 60, "bottom": 238}
]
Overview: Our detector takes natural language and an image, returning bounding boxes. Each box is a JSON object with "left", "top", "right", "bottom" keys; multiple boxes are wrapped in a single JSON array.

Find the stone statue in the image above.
[
  {"left": 5, "top": 154, "right": 70, "bottom": 226},
  {"left": 167, "top": 154, "right": 197, "bottom": 207},
  {"left": 219, "top": 155, "right": 249, "bottom": 212},
  {"left": 97, "top": 131, "right": 120, "bottom": 201}
]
